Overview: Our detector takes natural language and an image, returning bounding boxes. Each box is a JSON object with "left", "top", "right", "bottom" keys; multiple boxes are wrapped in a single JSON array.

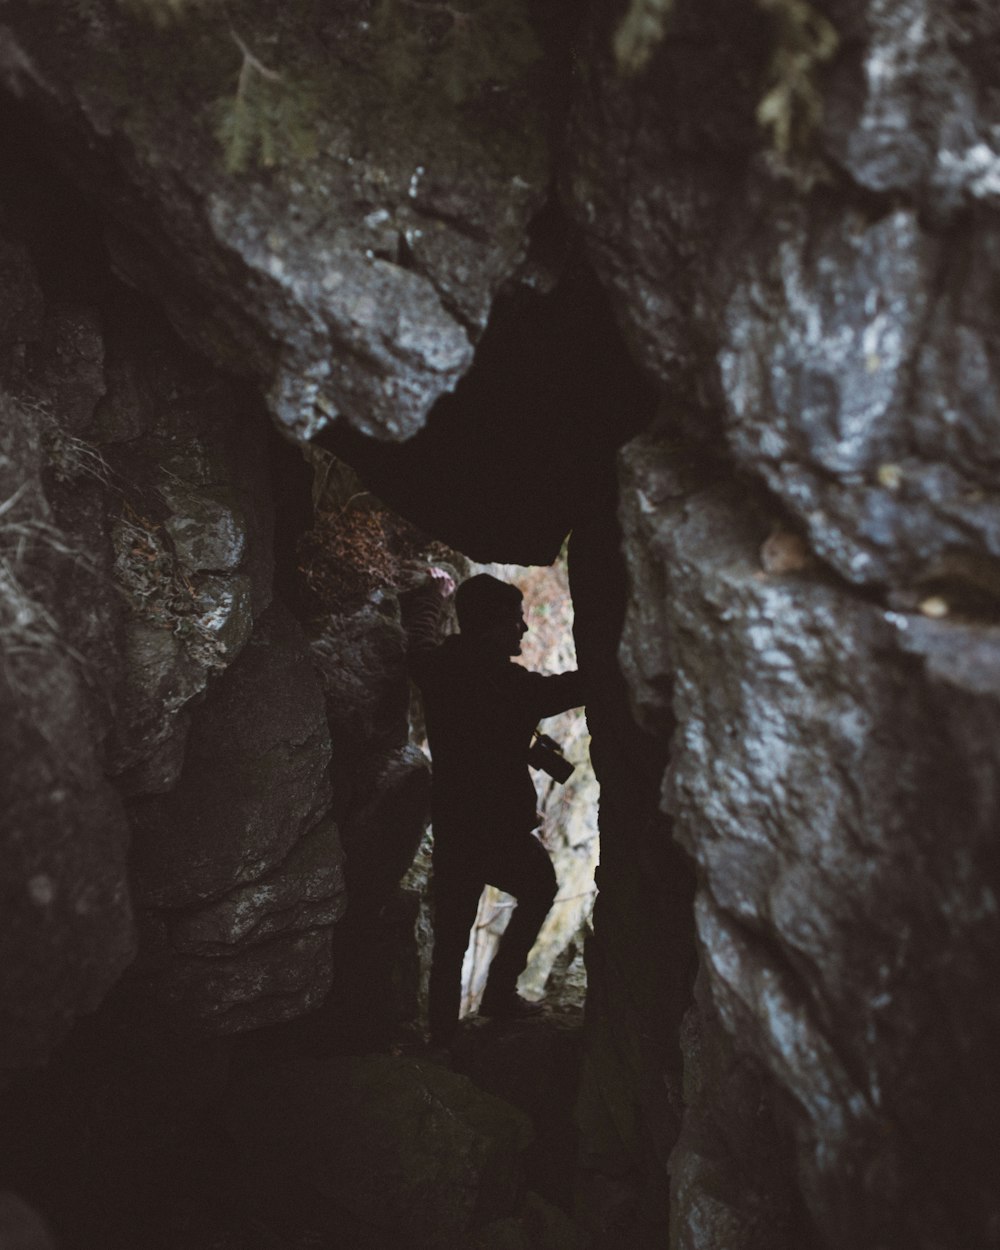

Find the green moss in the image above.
[
  {"left": 754, "top": 0, "right": 838, "bottom": 154},
  {"left": 101, "top": 0, "right": 542, "bottom": 177},
  {"left": 211, "top": 32, "right": 320, "bottom": 174},
  {"left": 611, "top": 0, "right": 836, "bottom": 158},
  {"left": 613, "top": 0, "right": 674, "bottom": 76}
]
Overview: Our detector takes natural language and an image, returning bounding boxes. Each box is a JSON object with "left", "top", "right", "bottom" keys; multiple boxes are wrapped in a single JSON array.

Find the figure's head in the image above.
[{"left": 455, "top": 574, "right": 527, "bottom": 656}]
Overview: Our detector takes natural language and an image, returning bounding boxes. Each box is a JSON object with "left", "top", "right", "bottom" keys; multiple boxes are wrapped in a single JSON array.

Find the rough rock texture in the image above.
[
  {"left": 0, "top": 0, "right": 551, "bottom": 440},
  {"left": 619, "top": 439, "right": 1000, "bottom": 1248},
  {"left": 564, "top": 1, "right": 1000, "bottom": 1246},
  {"left": 566, "top": 0, "right": 1000, "bottom": 587},
  {"left": 0, "top": 136, "right": 339, "bottom": 1066},
  {"left": 318, "top": 260, "right": 657, "bottom": 564},
  {"left": 668, "top": 968, "right": 814, "bottom": 1250},
  {"left": 0, "top": 253, "right": 137, "bottom": 1078},
  {"left": 4, "top": 0, "right": 1000, "bottom": 1247},
  {"left": 99, "top": 315, "right": 274, "bottom": 796},
  {"left": 127, "top": 605, "right": 345, "bottom": 1031},
  {"left": 310, "top": 611, "right": 432, "bottom": 1050}
]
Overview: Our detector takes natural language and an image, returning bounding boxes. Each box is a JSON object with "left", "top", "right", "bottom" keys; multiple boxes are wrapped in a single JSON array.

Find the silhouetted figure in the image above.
[{"left": 408, "top": 573, "right": 586, "bottom": 1047}]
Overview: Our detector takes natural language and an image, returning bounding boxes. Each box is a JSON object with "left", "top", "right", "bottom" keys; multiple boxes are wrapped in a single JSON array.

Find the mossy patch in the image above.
[
  {"left": 755, "top": 0, "right": 838, "bottom": 154},
  {"left": 612, "top": 0, "right": 838, "bottom": 157},
  {"left": 613, "top": 0, "right": 675, "bottom": 76},
  {"left": 86, "top": 0, "right": 544, "bottom": 177}
]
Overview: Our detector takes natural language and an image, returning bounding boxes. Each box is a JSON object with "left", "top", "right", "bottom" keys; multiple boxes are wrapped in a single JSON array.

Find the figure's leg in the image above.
[
  {"left": 480, "top": 835, "right": 557, "bottom": 1009},
  {"left": 428, "top": 853, "right": 483, "bottom": 1046}
]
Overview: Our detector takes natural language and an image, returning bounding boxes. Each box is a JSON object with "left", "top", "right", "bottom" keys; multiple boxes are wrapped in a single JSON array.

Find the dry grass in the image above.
[{"left": 0, "top": 490, "right": 96, "bottom": 688}]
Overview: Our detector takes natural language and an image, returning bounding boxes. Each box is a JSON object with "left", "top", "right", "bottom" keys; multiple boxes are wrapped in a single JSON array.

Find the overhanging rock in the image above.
[{"left": 0, "top": 0, "right": 551, "bottom": 441}]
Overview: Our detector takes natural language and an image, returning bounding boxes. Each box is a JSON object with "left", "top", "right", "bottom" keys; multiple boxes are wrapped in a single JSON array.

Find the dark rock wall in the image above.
[
  {"left": 1, "top": 1, "right": 999, "bottom": 1248},
  {"left": 0, "top": 158, "right": 353, "bottom": 1062},
  {"left": 564, "top": 0, "right": 1000, "bottom": 1246},
  {"left": 0, "top": 0, "right": 552, "bottom": 441},
  {"left": 0, "top": 128, "right": 432, "bottom": 1245}
]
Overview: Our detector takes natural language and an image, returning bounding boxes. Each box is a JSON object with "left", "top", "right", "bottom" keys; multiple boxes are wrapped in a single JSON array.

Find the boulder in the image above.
[
  {"left": 128, "top": 606, "right": 345, "bottom": 1032},
  {"left": 0, "top": 1, "right": 552, "bottom": 440},
  {"left": 129, "top": 605, "right": 334, "bottom": 907},
  {"left": 310, "top": 605, "right": 411, "bottom": 769},
  {"left": 565, "top": 0, "right": 1000, "bottom": 588},
  {"left": 224, "top": 1054, "right": 533, "bottom": 1248},
  {"left": 620, "top": 434, "right": 1000, "bottom": 1246}
]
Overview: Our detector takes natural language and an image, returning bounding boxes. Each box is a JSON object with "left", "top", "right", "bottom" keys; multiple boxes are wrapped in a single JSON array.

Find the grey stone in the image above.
[
  {"left": 721, "top": 205, "right": 1000, "bottom": 586},
  {"left": 88, "top": 356, "right": 155, "bottom": 444},
  {"left": 820, "top": 0, "right": 1000, "bottom": 213},
  {"left": 109, "top": 566, "right": 256, "bottom": 791},
  {"left": 129, "top": 605, "right": 333, "bottom": 908},
  {"left": 565, "top": 0, "right": 1000, "bottom": 591},
  {"left": 310, "top": 604, "right": 411, "bottom": 757},
  {"left": 2, "top": 3, "right": 551, "bottom": 441},
  {"left": 26, "top": 305, "right": 105, "bottom": 432},
  {"left": 164, "top": 816, "right": 346, "bottom": 957},
  {"left": 100, "top": 318, "right": 271, "bottom": 785},
  {"left": 619, "top": 433, "right": 1000, "bottom": 1246},
  {"left": 189, "top": 573, "right": 254, "bottom": 659},
  {"left": 161, "top": 483, "right": 248, "bottom": 574},
  {"left": 140, "top": 927, "right": 336, "bottom": 1034},
  {"left": 110, "top": 620, "right": 208, "bottom": 784},
  {"left": 668, "top": 971, "right": 812, "bottom": 1250}
]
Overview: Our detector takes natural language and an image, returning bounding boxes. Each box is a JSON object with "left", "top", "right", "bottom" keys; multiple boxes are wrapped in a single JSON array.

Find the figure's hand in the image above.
[{"left": 429, "top": 566, "right": 456, "bottom": 597}]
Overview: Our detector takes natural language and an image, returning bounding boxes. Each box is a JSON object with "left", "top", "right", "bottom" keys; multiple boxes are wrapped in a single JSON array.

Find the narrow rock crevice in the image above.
[{"left": 2, "top": 2, "right": 999, "bottom": 1248}]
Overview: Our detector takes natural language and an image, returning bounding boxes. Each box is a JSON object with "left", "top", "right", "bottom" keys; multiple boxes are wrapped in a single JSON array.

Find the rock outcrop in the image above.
[
  {"left": 2, "top": 0, "right": 999, "bottom": 1247},
  {"left": 566, "top": 0, "right": 1000, "bottom": 1245},
  {"left": 0, "top": 0, "right": 551, "bottom": 440}
]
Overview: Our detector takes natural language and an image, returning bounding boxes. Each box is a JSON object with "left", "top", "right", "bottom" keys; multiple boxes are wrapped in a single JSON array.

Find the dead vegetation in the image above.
[
  {"left": 0, "top": 486, "right": 95, "bottom": 690},
  {"left": 296, "top": 449, "right": 454, "bottom": 616},
  {"left": 110, "top": 501, "right": 236, "bottom": 666}
]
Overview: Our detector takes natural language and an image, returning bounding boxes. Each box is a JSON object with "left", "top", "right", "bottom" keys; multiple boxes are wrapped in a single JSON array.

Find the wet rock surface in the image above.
[
  {"left": 620, "top": 434, "right": 1000, "bottom": 1246},
  {"left": 565, "top": 0, "right": 1000, "bottom": 588},
  {"left": 564, "top": 0, "right": 1000, "bottom": 1244},
  {"left": 129, "top": 605, "right": 334, "bottom": 909},
  {"left": 127, "top": 605, "right": 345, "bottom": 1032},
  {"left": 568, "top": 511, "right": 697, "bottom": 1250}
]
